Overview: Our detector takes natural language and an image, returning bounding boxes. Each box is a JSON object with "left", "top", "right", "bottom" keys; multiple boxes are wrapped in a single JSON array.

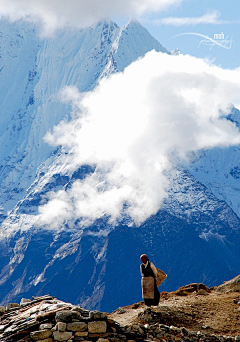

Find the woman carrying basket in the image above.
[{"left": 140, "top": 254, "right": 160, "bottom": 306}]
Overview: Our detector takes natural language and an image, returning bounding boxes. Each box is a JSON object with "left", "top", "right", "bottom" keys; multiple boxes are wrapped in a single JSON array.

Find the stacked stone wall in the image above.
[{"left": 0, "top": 297, "right": 240, "bottom": 342}]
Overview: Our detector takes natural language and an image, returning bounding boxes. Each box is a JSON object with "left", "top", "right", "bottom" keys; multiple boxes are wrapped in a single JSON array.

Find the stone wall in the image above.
[{"left": 0, "top": 296, "right": 240, "bottom": 342}]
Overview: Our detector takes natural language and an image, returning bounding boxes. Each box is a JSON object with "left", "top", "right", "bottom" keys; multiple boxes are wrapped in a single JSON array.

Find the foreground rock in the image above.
[{"left": 0, "top": 277, "right": 240, "bottom": 342}]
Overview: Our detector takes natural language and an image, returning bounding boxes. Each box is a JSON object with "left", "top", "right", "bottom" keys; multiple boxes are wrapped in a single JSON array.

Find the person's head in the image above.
[{"left": 140, "top": 254, "right": 148, "bottom": 264}]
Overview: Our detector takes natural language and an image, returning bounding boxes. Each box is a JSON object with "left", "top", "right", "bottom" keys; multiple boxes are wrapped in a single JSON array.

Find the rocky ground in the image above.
[
  {"left": 109, "top": 280, "right": 240, "bottom": 337},
  {"left": 0, "top": 276, "right": 239, "bottom": 342}
]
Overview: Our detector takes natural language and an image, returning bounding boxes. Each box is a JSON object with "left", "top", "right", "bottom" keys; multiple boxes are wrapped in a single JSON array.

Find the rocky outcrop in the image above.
[
  {"left": 171, "top": 283, "right": 211, "bottom": 296},
  {"left": 216, "top": 275, "right": 240, "bottom": 293}
]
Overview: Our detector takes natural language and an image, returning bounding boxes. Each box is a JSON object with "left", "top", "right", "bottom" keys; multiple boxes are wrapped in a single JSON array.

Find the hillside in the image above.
[
  {"left": 109, "top": 278, "right": 240, "bottom": 337},
  {"left": 0, "top": 276, "right": 239, "bottom": 342}
]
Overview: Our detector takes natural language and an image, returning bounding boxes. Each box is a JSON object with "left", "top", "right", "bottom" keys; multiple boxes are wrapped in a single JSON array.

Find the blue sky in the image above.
[
  {"left": 137, "top": 0, "right": 239, "bottom": 69},
  {"left": 112, "top": 0, "right": 240, "bottom": 70},
  {"left": 1, "top": 0, "right": 238, "bottom": 69}
]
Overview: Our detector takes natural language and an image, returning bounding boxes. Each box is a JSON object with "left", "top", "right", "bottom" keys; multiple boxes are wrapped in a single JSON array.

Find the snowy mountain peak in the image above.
[
  {"left": 122, "top": 16, "right": 141, "bottom": 28},
  {"left": 100, "top": 16, "right": 170, "bottom": 78},
  {"left": 171, "top": 48, "right": 181, "bottom": 55}
]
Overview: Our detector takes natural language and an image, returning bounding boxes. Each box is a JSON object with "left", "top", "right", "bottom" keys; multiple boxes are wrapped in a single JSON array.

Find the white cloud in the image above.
[
  {"left": 156, "top": 10, "right": 229, "bottom": 26},
  {"left": 38, "top": 51, "right": 240, "bottom": 228},
  {"left": 0, "top": 0, "right": 183, "bottom": 34}
]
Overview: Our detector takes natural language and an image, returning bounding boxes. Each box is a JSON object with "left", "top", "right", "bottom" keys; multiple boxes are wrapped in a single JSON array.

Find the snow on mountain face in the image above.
[
  {"left": 0, "top": 18, "right": 120, "bottom": 220},
  {"left": 0, "top": 17, "right": 240, "bottom": 312},
  {"left": 162, "top": 166, "right": 240, "bottom": 235},
  {"left": 0, "top": 21, "right": 41, "bottom": 217},
  {"left": 100, "top": 18, "right": 169, "bottom": 77},
  {"left": 187, "top": 108, "right": 240, "bottom": 219},
  {"left": 0, "top": 18, "right": 167, "bottom": 226}
]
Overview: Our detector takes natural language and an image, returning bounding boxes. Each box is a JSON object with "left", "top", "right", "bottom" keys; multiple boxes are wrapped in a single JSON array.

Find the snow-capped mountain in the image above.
[
  {"left": 0, "top": 17, "right": 168, "bottom": 226},
  {"left": 0, "top": 17, "right": 240, "bottom": 312}
]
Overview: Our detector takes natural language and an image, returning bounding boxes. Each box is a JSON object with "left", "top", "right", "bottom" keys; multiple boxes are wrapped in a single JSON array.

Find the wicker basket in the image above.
[{"left": 156, "top": 268, "right": 167, "bottom": 287}]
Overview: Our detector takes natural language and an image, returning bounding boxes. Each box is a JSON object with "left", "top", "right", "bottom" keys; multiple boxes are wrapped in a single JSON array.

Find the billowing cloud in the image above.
[
  {"left": 38, "top": 51, "right": 240, "bottom": 229},
  {"left": 155, "top": 10, "right": 229, "bottom": 26},
  {"left": 0, "top": 0, "right": 183, "bottom": 34}
]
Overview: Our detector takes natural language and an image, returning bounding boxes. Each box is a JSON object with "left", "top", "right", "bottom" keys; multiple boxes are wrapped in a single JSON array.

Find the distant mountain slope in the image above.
[{"left": 187, "top": 108, "right": 240, "bottom": 218}]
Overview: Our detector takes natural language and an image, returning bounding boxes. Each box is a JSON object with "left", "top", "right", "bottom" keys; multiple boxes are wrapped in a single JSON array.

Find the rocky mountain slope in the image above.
[{"left": 0, "top": 17, "right": 240, "bottom": 313}]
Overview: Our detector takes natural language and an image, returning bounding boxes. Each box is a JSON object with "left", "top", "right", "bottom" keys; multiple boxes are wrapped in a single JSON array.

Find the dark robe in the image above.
[{"left": 141, "top": 261, "right": 160, "bottom": 306}]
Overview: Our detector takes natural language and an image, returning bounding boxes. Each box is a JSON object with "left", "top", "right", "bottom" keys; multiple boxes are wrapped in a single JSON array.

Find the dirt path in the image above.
[{"left": 108, "top": 289, "right": 240, "bottom": 336}]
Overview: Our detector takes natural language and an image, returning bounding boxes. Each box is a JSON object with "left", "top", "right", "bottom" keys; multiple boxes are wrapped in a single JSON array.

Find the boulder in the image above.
[
  {"left": 40, "top": 323, "right": 53, "bottom": 330},
  {"left": 88, "top": 321, "right": 107, "bottom": 334},
  {"left": 6, "top": 303, "right": 19, "bottom": 310},
  {"left": 75, "top": 331, "right": 88, "bottom": 337},
  {"left": 0, "top": 306, "right": 5, "bottom": 315},
  {"left": 56, "top": 322, "right": 66, "bottom": 332},
  {"left": 30, "top": 330, "right": 52, "bottom": 340},
  {"left": 71, "top": 307, "right": 90, "bottom": 317},
  {"left": 55, "top": 310, "right": 81, "bottom": 323},
  {"left": 89, "top": 311, "right": 107, "bottom": 320},
  {"left": 174, "top": 283, "right": 211, "bottom": 296},
  {"left": 67, "top": 322, "right": 87, "bottom": 332},
  {"left": 53, "top": 331, "right": 72, "bottom": 341},
  {"left": 216, "top": 275, "right": 240, "bottom": 293},
  {"left": 20, "top": 298, "right": 32, "bottom": 305}
]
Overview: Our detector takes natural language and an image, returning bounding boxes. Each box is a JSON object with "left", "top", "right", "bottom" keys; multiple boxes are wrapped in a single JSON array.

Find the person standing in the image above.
[{"left": 140, "top": 254, "right": 160, "bottom": 306}]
